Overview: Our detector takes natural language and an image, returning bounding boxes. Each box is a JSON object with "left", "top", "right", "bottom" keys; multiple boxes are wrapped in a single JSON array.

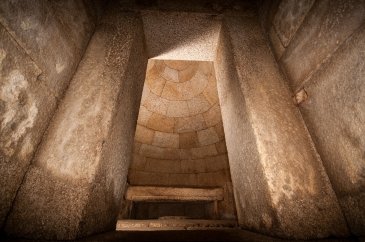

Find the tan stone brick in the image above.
[
  {"left": 180, "top": 159, "right": 206, "bottom": 173},
  {"left": 187, "top": 94, "right": 211, "bottom": 116},
  {"left": 197, "top": 127, "right": 220, "bottom": 146},
  {"left": 161, "top": 81, "right": 184, "bottom": 100},
  {"left": 213, "top": 122, "right": 225, "bottom": 140},
  {"left": 145, "top": 158, "right": 181, "bottom": 173},
  {"left": 205, "top": 155, "right": 228, "bottom": 172},
  {"left": 134, "top": 125, "right": 154, "bottom": 144},
  {"left": 130, "top": 153, "right": 147, "bottom": 170},
  {"left": 215, "top": 140, "right": 227, "bottom": 154},
  {"left": 179, "top": 149, "right": 192, "bottom": 160},
  {"left": 137, "top": 105, "right": 153, "bottom": 126},
  {"left": 133, "top": 142, "right": 142, "bottom": 153},
  {"left": 197, "top": 171, "right": 226, "bottom": 186},
  {"left": 203, "top": 103, "right": 222, "bottom": 126},
  {"left": 161, "top": 65, "right": 179, "bottom": 83},
  {"left": 202, "top": 74, "right": 219, "bottom": 105},
  {"left": 191, "top": 144, "right": 218, "bottom": 158},
  {"left": 152, "top": 131, "right": 179, "bottom": 148},
  {"left": 139, "top": 144, "right": 180, "bottom": 160},
  {"left": 166, "top": 100, "right": 190, "bottom": 117},
  {"left": 198, "top": 61, "right": 214, "bottom": 76},
  {"left": 164, "top": 60, "right": 191, "bottom": 71},
  {"left": 146, "top": 76, "right": 166, "bottom": 96},
  {"left": 178, "top": 63, "right": 198, "bottom": 82},
  {"left": 175, "top": 114, "right": 207, "bottom": 133},
  {"left": 147, "top": 113, "right": 174, "bottom": 133},
  {"left": 179, "top": 131, "right": 198, "bottom": 149},
  {"left": 142, "top": 88, "right": 168, "bottom": 115},
  {"left": 189, "top": 71, "right": 209, "bottom": 96}
]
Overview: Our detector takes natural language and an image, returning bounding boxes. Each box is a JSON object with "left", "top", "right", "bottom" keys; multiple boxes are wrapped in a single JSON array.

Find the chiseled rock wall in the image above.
[
  {"left": 215, "top": 12, "right": 349, "bottom": 239},
  {"left": 4, "top": 4, "right": 147, "bottom": 240},
  {"left": 260, "top": 0, "right": 365, "bottom": 235},
  {"left": 0, "top": 0, "right": 101, "bottom": 229}
]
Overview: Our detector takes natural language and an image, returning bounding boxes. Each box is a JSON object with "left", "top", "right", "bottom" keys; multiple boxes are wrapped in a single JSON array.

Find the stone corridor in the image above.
[{"left": 0, "top": 0, "right": 364, "bottom": 241}]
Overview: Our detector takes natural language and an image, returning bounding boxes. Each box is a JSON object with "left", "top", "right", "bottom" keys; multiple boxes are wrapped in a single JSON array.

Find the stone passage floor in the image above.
[{"left": 2, "top": 230, "right": 360, "bottom": 242}]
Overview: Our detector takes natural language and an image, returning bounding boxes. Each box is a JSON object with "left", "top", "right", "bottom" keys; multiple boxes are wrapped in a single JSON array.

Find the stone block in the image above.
[
  {"left": 205, "top": 155, "right": 229, "bottom": 172},
  {"left": 300, "top": 25, "right": 365, "bottom": 236},
  {"left": 139, "top": 144, "right": 180, "bottom": 160},
  {"left": 152, "top": 131, "right": 179, "bottom": 148},
  {"left": 4, "top": 11, "right": 148, "bottom": 239},
  {"left": 135, "top": 125, "right": 155, "bottom": 144},
  {"left": 145, "top": 158, "right": 181, "bottom": 173},
  {"left": 280, "top": 0, "right": 365, "bottom": 91},
  {"left": 268, "top": 26, "right": 285, "bottom": 60},
  {"left": 180, "top": 159, "right": 207, "bottom": 173},
  {"left": 216, "top": 15, "right": 348, "bottom": 238},
  {"left": 147, "top": 113, "right": 175, "bottom": 133},
  {"left": 213, "top": 122, "right": 225, "bottom": 140},
  {"left": 197, "top": 127, "right": 220, "bottom": 146},
  {"left": 142, "top": 11, "right": 221, "bottom": 61},
  {"left": 175, "top": 114, "right": 207, "bottom": 133},
  {"left": 179, "top": 131, "right": 198, "bottom": 149},
  {"left": 273, "top": 0, "right": 315, "bottom": 47},
  {"left": 191, "top": 145, "right": 218, "bottom": 159},
  {"left": 203, "top": 103, "right": 222, "bottom": 127},
  {"left": 0, "top": 0, "right": 95, "bottom": 98},
  {"left": 164, "top": 60, "right": 191, "bottom": 71},
  {"left": 178, "top": 63, "right": 198, "bottom": 82},
  {"left": 137, "top": 105, "right": 153, "bottom": 126},
  {"left": 130, "top": 153, "right": 147, "bottom": 171},
  {"left": 0, "top": 26, "right": 56, "bottom": 227},
  {"left": 215, "top": 140, "right": 227, "bottom": 154},
  {"left": 187, "top": 94, "right": 211, "bottom": 116},
  {"left": 166, "top": 100, "right": 190, "bottom": 117}
]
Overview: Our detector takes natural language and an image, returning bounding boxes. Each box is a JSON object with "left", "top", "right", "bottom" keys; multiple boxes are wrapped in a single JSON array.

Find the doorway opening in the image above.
[{"left": 117, "top": 60, "right": 237, "bottom": 230}]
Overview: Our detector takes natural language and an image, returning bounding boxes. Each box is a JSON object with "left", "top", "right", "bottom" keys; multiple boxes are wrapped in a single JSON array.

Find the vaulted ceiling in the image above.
[{"left": 128, "top": 60, "right": 231, "bottom": 188}]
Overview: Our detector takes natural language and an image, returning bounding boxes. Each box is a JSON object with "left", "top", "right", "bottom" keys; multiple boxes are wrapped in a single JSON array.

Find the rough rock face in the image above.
[
  {"left": 0, "top": 0, "right": 100, "bottom": 229},
  {"left": 4, "top": 4, "right": 147, "bottom": 240},
  {"left": 260, "top": 0, "right": 365, "bottom": 236}
]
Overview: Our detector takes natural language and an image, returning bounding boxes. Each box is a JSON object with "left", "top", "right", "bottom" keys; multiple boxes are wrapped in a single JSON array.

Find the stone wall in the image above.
[
  {"left": 3, "top": 2, "right": 147, "bottom": 240},
  {"left": 0, "top": 0, "right": 103, "bottom": 229},
  {"left": 259, "top": 0, "right": 365, "bottom": 235},
  {"left": 214, "top": 11, "right": 349, "bottom": 239}
]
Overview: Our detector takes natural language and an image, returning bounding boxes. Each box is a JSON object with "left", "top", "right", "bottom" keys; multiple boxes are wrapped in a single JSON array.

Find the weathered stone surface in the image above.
[
  {"left": 4, "top": 8, "right": 147, "bottom": 239},
  {"left": 299, "top": 25, "right": 365, "bottom": 236},
  {"left": 215, "top": 14, "right": 349, "bottom": 238},
  {"left": 142, "top": 11, "right": 221, "bottom": 61},
  {"left": 197, "top": 127, "right": 220, "bottom": 146},
  {"left": 179, "top": 132, "right": 199, "bottom": 149},
  {"left": 0, "top": 0, "right": 96, "bottom": 98},
  {"left": 273, "top": 0, "right": 315, "bottom": 47},
  {"left": 0, "top": 0, "right": 99, "bottom": 229},
  {"left": 280, "top": 0, "right": 365, "bottom": 91},
  {"left": 268, "top": 26, "right": 285, "bottom": 60},
  {"left": 145, "top": 158, "right": 181, "bottom": 173},
  {"left": 0, "top": 25, "right": 56, "bottom": 227},
  {"left": 126, "top": 186, "right": 224, "bottom": 202},
  {"left": 257, "top": 0, "right": 281, "bottom": 32}
]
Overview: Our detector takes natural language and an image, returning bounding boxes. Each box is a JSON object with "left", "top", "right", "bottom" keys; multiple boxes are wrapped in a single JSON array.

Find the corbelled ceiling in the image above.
[{"left": 128, "top": 60, "right": 231, "bottom": 187}]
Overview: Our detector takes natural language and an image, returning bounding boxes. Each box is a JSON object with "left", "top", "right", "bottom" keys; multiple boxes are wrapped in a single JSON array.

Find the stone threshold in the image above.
[{"left": 116, "top": 219, "right": 237, "bottom": 231}]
